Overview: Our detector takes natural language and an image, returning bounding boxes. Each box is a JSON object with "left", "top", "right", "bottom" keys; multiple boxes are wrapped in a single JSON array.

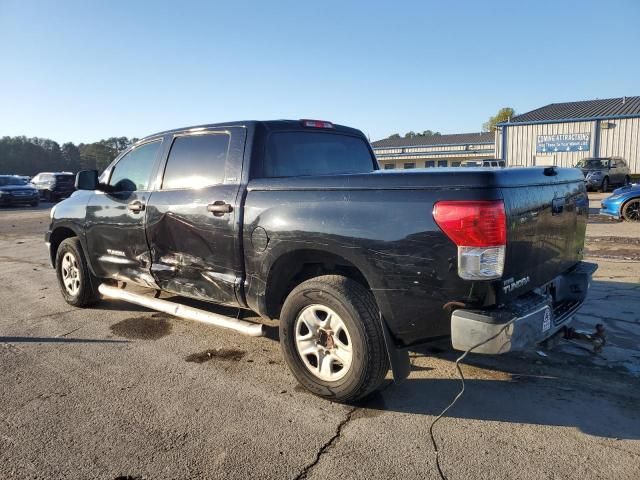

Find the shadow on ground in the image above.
[{"left": 92, "top": 279, "right": 639, "bottom": 439}]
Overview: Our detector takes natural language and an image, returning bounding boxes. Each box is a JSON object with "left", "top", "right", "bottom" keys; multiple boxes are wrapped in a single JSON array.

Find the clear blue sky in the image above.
[{"left": 1, "top": 0, "right": 639, "bottom": 144}]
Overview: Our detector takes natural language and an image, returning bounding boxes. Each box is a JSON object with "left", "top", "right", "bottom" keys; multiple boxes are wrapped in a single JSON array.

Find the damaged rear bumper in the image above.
[{"left": 450, "top": 261, "right": 598, "bottom": 354}]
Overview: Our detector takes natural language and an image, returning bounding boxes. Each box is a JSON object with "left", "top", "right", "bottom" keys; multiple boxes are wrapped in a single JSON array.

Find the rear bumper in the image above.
[{"left": 451, "top": 261, "right": 597, "bottom": 354}]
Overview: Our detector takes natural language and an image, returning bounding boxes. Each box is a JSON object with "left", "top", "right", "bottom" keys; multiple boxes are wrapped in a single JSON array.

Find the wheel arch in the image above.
[
  {"left": 262, "top": 248, "right": 410, "bottom": 382},
  {"left": 263, "top": 248, "right": 372, "bottom": 320},
  {"left": 49, "top": 225, "right": 80, "bottom": 266}
]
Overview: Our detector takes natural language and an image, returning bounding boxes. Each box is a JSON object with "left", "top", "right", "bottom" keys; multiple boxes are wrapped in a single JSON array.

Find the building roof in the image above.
[
  {"left": 506, "top": 96, "right": 640, "bottom": 124},
  {"left": 371, "top": 131, "right": 494, "bottom": 148}
]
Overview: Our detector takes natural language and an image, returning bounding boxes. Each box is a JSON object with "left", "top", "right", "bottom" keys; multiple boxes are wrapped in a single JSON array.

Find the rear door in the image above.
[
  {"left": 145, "top": 127, "right": 246, "bottom": 306},
  {"left": 85, "top": 139, "right": 163, "bottom": 286}
]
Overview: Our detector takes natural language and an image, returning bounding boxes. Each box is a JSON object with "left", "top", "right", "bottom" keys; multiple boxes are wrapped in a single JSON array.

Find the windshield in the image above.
[
  {"left": 0, "top": 176, "right": 28, "bottom": 186},
  {"left": 263, "top": 131, "right": 375, "bottom": 177},
  {"left": 576, "top": 158, "right": 609, "bottom": 169}
]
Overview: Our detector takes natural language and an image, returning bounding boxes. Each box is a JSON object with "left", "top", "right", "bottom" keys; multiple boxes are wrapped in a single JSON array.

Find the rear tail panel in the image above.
[{"left": 498, "top": 169, "right": 588, "bottom": 303}]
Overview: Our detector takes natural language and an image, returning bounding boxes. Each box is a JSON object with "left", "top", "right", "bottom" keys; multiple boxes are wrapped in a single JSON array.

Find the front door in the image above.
[
  {"left": 85, "top": 139, "right": 163, "bottom": 287},
  {"left": 145, "top": 128, "right": 245, "bottom": 306}
]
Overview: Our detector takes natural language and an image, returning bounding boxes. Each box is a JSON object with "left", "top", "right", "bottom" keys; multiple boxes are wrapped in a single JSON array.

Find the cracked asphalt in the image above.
[{"left": 1, "top": 194, "right": 639, "bottom": 480}]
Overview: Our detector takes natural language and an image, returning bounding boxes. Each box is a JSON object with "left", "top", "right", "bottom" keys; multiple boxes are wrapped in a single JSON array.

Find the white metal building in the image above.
[
  {"left": 371, "top": 132, "right": 495, "bottom": 169},
  {"left": 496, "top": 96, "right": 640, "bottom": 173}
]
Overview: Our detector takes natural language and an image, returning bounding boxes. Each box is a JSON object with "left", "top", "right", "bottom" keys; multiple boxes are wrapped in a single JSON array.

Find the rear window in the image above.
[
  {"left": 262, "top": 132, "right": 374, "bottom": 178},
  {"left": 55, "top": 174, "right": 74, "bottom": 182},
  {"left": 162, "top": 133, "right": 230, "bottom": 189}
]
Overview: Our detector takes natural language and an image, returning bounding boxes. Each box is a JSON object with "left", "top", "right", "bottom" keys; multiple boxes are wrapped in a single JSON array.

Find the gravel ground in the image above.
[{"left": 0, "top": 199, "right": 639, "bottom": 480}]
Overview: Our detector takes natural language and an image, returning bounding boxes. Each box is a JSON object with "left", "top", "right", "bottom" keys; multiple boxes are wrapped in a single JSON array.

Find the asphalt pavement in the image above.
[{"left": 0, "top": 197, "right": 639, "bottom": 479}]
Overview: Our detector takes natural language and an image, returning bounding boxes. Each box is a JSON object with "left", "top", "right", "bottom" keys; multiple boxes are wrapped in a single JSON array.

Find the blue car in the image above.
[{"left": 600, "top": 183, "right": 640, "bottom": 221}]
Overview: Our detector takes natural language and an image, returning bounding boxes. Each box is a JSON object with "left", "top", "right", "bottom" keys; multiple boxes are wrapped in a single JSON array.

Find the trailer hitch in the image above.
[{"left": 563, "top": 323, "right": 606, "bottom": 354}]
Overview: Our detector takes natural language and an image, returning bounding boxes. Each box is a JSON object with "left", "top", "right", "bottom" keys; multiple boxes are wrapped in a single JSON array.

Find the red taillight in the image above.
[
  {"left": 432, "top": 200, "right": 506, "bottom": 247},
  {"left": 300, "top": 119, "right": 334, "bottom": 129}
]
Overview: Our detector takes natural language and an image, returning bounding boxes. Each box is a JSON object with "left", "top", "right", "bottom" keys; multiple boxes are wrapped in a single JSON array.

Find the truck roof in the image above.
[{"left": 136, "top": 120, "right": 365, "bottom": 144}]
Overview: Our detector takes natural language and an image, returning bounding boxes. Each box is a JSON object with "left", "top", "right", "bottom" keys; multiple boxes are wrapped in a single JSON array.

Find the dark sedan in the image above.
[{"left": 0, "top": 176, "right": 40, "bottom": 207}]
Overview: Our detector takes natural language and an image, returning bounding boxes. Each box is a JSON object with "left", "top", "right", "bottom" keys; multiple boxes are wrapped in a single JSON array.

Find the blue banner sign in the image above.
[{"left": 536, "top": 133, "right": 590, "bottom": 153}]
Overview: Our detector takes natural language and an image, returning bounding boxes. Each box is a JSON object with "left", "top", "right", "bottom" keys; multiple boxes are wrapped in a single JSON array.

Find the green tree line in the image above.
[{"left": 0, "top": 136, "right": 138, "bottom": 176}]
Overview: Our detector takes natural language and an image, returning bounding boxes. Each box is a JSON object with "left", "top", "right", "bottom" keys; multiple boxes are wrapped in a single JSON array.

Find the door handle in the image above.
[
  {"left": 207, "top": 201, "right": 233, "bottom": 216},
  {"left": 128, "top": 200, "right": 145, "bottom": 213}
]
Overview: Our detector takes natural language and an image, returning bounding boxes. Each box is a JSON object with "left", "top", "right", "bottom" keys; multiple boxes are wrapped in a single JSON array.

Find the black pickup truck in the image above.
[{"left": 46, "top": 120, "right": 595, "bottom": 401}]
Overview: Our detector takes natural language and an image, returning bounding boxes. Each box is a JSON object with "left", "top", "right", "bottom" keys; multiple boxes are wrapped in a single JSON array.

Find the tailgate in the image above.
[{"left": 499, "top": 168, "right": 588, "bottom": 301}]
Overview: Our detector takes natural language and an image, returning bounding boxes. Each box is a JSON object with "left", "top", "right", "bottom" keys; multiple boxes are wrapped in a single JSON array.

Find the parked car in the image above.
[
  {"left": 31, "top": 172, "right": 76, "bottom": 202},
  {"left": 575, "top": 157, "right": 631, "bottom": 192},
  {"left": 459, "top": 159, "right": 505, "bottom": 167},
  {"left": 600, "top": 183, "right": 640, "bottom": 222},
  {"left": 482, "top": 159, "right": 505, "bottom": 167},
  {"left": 0, "top": 175, "right": 40, "bottom": 206},
  {"left": 45, "top": 119, "right": 595, "bottom": 402}
]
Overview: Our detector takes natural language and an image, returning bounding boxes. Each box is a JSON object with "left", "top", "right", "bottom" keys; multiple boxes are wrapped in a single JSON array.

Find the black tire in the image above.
[
  {"left": 624, "top": 176, "right": 631, "bottom": 187},
  {"left": 55, "top": 237, "right": 100, "bottom": 307},
  {"left": 601, "top": 177, "right": 609, "bottom": 192},
  {"left": 622, "top": 199, "right": 640, "bottom": 222},
  {"left": 279, "top": 275, "right": 389, "bottom": 403},
  {"left": 43, "top": 190, "right": 52, "bottom": 202},
  {"left": 30, "top": 198, "right": 40, "bottom": 207}
]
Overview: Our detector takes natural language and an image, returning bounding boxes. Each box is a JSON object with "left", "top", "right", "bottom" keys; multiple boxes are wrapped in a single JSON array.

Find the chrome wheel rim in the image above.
[
  {"left": 61, "top": 252, "right": 81, "bottom": 296},
  {"left": 294, "top": 304, "right": 353, "bottom": 382}
]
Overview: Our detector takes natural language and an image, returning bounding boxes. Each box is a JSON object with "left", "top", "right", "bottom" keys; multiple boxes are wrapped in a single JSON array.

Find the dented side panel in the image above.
[{"left": 144, "top": 127, "right": 247, "bottom": 306}]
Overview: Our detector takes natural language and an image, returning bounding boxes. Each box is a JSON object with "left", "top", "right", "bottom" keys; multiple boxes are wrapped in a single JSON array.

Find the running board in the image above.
[{"left": 98, "top": 284, "right": 265, "bottom": 337}]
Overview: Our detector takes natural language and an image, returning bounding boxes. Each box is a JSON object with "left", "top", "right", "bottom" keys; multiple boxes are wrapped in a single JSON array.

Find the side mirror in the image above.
[{"left": 75, "top": 170, "right": 99, "bottom": 190}]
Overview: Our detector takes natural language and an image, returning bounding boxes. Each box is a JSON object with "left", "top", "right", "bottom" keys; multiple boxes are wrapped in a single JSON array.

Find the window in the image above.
[
  {"left": 109, "top": 141, "right": 161, "bottom": 192},
  {"left": 451, "top": 161, "right": 461, "bottom": 167},
  {"left": 437, "top": 160, "right": 448, "bottom": 168},
  {"left": 262, "top": 132, "right": 374, "bottom": 178},
  {"left": 424, "top": 161, "right": 435, "bottom": 168},
  {"left": 383, "top": 164, "right": 395, "bottom": 170},
  {"left": 404, "top": 163, "right": 416, "bottom": 169},
  {"left": 162, "top": 133, "right": 230, "bottom": 189}
]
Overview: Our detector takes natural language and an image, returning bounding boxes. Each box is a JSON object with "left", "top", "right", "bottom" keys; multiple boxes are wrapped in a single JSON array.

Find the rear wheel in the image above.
[
  {"left": 600, "top": 177, "right": 609, "bottom": 192},
  {"left": 279, "top": 275, "right": 389, "bottom": 403},
  {"left": 43, "top": 190, "right": 52, "bottom": 202},
  {"left": 30, "top": 197, "right": 40, "bottom": 207},
  {"left": 55, "top": 237, "right": 100, "bottom": 307},
  {"left": 622, "top": 199, "right": 640, "bottom": 222}
]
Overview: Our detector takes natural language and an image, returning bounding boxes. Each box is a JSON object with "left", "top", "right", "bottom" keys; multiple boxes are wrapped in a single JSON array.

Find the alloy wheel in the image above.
[
  {"left": 294, "top": 304, "right": 353, "bottom": 381},
  {"left": 61, "top": 252, "right": 81, "bottom": 296},
  {"left": 624, "top": 200, "right": 640, "bottom": 222}
]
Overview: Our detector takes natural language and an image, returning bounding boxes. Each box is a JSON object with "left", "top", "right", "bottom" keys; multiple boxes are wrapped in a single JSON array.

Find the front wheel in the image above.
[
  {"left": 622, "top": 199, "right": 640, "bottom": 222},
  {"left": 279, "top": 275, "right": 389, "bottom": 403},
  {"left": 601, "top": 177, "right": 609, "bottom": 192},
  {"left": 55, "top": 237, "right": 100, "bottom": 307},
  {"left": 624, "top": 176, "right": 631, "bottom": 187}
]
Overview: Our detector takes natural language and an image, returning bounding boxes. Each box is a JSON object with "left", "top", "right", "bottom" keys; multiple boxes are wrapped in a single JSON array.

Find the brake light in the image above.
[
  {"left": 300, "top": 119, "right": 334, "bottom": 129},
  {"left": 433, "top": 200, "right": 506, "bottom": 280}
]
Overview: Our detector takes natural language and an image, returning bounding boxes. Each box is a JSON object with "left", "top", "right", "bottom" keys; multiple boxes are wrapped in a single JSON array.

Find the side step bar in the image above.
[{"left": 98, "top": 284, "right": 265, "bottom": 337}]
